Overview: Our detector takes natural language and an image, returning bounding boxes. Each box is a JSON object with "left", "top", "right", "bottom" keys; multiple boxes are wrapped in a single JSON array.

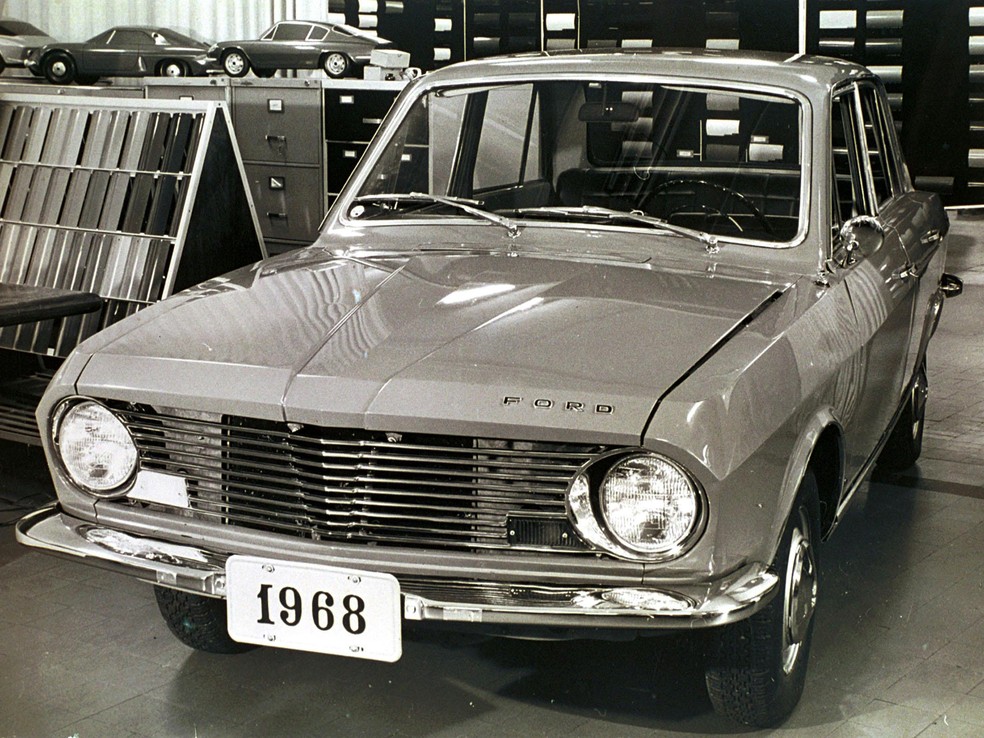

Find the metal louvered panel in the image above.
[{"left": 111, "top": 405, "right": 603, "bottom": 554}]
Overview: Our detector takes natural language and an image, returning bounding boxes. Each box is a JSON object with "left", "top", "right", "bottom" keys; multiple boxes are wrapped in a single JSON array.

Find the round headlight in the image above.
[
  {"left": 56, "top": 400, "right": 137, "bottom": 495},
  {"left": 600, "top": 454, "right": 701, "bottom": 556}
]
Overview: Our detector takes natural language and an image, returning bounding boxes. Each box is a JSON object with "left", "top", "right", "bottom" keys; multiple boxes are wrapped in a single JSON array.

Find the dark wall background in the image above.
[{"left": 325, "top": 0, "right": 976, "bottom": 206}]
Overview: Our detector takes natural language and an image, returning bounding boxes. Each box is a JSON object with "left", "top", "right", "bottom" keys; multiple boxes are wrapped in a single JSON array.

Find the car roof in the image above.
[{"left": 423, "top": 49, "right": 872, "bottom": 97}]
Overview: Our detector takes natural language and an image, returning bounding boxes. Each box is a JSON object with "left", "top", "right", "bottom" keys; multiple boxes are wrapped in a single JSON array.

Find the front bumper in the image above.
[{"left": 17, "top": 504, "right": 779, "bottom": 630}]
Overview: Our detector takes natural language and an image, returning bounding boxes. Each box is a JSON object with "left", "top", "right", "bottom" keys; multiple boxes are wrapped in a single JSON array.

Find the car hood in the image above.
[{"left": 75, "top": 247, "right": 789, "bottom": 444}]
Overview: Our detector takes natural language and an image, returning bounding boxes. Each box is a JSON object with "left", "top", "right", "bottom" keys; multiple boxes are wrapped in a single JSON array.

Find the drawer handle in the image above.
[
  {"left": 343, "top": 150, "right": 358, "bottom": 158},
  {"left": 265, "top": 135, "right": 286, "bottom": 142}
]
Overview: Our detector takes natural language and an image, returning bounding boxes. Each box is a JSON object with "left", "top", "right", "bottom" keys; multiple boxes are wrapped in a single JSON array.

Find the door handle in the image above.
[{"left": 920, "top": 229, "right": 942, "bottom": 245}]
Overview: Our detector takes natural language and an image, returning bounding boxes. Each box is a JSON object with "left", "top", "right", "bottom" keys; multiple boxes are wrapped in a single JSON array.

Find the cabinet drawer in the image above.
[
  {"left": 233, "top": 86, "right": 322, "bottom": 165},
  {"left": 326, "top": 143, "right": 368, "bottom": 194},
  {"left": 324, "top": 89, "right": 398, "bottom": 142},
  {"left": 245, "top": 164, "right": 325, "bottom": 243}
]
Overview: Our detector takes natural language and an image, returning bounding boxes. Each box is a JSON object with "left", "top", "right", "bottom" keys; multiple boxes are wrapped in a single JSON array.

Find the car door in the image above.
[
  {"left": 830, "top": 81, "right": 923, "bottom": 477},
  {"left": 260, "top": 22, "right": 312, "bottom": 68}
]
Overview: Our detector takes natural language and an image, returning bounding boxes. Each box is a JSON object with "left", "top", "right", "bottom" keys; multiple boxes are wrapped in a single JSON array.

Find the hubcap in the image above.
[
  {"left": 912, "top": 370, "right": 928, "bottom": 441},
  {"left": 50, "top": 60, "right": 67, "bottom": 77},
  {"left": 326, "top": 54, "right": 346, "bottom": 75},
  {"left": 781, "top": 507, "right": 817, "bottom": 674},
  {"left": 165, "top": 64, "right": 182, "bottom": 77},
  {"left": 225, "top": 53, "right": 245, "bottom": 75}
]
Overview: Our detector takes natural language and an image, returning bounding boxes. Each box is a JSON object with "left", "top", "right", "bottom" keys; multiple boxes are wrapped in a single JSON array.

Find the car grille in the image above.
[{"left": 110, "top": 404, "right": 607, "bottom": 554}]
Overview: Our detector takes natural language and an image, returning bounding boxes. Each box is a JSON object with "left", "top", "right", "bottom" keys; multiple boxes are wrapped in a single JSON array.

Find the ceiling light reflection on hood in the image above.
[{"left": 438, "top": 283, "right": 515, "bottom": 305}]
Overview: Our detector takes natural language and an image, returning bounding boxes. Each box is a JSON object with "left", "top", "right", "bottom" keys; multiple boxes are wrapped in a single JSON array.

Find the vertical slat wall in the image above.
[{"left": 0, "top": 96, "right": 264, "bottom": 360}]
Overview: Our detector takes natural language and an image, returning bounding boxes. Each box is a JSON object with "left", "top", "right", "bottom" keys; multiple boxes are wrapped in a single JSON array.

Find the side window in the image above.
[
  {"left": 858, "top": 84, "right": 899, "bottom": 207},
  {"left": 831, "top": 90, "right": 866, "bottom": 224},
  {"left": 472, "top": 84, "right": 541, "bottom": 192},
  {"left": 109, "top": 31, "right": 153, "bottom": 47},
  {"left": 273, "top": 24, "right": 310, "bottom": 41}
]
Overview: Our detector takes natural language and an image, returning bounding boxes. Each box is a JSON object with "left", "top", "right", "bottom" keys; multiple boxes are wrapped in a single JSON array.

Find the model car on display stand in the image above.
[
  {"left": 25, "top": 26, "right": 209, "bottom": 84},
  {"left": 17, "top": 49, "right": 963, "bottom": 727},
  {"left": 0, "top": 18, "right": 56, "bottom": 76},
  {"left": 207, "top": 20, "right": 394, "bottom": 78}
]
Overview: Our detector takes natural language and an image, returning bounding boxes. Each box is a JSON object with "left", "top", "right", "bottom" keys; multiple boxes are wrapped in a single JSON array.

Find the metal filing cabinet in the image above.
[
  {"left": 323, "top": 82, "right": 405, "bottom": 209},
  {"left": 228, "top": 78, "right": 405, "bottom": 254},
  {"left": 230, "top": 78, "right": 328, "bottom": 254},
  {"left": 143, "top": 77, "right": 232, "bottom": 105}
]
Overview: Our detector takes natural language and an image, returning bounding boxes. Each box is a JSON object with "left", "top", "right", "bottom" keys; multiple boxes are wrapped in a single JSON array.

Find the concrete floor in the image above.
[{"left": 2, "top": 213, "right": 984, "bottom": 737}]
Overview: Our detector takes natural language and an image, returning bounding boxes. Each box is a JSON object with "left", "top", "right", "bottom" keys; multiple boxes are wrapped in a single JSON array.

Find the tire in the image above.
[
  {"left": 877, "top": 360, "right": 927, "bottom": 471},
  {"left": 221, "top": 49, "right": 249, "bottom": 78},
  {"left": 322, "top": 52, "right": 350, "bottom": 78},
  {"left": 158, "top": 60, "right": 187, "bottom": 77},
  {"left": 154, "top": 586, "right": 255, "bottom": 654},
  {"left": 705, "top": 471, "right": 820, "bottom": 728},
  {"left": 42, "top": 51, "right": 77, "bottom": 84},
  {"left": 253, "top": 67, "right": 275, "bottom": 78}
]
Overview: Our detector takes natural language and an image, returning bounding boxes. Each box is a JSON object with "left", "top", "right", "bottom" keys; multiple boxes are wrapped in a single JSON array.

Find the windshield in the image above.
[{"left": 352, "top": 79, "right": 804, "bottom": 245}]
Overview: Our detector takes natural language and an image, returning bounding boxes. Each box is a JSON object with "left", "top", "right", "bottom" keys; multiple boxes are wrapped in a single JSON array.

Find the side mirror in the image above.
[
  {"left": 830, "top": 215, "right": 885, "bottom": 269},
  {"left": 940, "top": 272, "right": 963, "bottom": 298}
]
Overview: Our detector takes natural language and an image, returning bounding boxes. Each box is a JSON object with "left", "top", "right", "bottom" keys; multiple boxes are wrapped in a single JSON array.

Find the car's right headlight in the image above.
[
  {"left": 568, "top": 450, "right": 705, "bottom": 561},
  {"left": 54, "top": 399, "right": 137, "bottom": 496}
]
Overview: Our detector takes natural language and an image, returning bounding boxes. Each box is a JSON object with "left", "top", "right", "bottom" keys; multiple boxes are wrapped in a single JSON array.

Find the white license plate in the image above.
[{"left": 225, "top": 556, "right": 402, "bottom": 662}]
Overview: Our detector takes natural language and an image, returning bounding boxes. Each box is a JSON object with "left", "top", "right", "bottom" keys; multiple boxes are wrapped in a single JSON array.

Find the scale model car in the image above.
[
  {"left": 207, "top": 20, "right": 392, "bottom": 78},
  {"left": 0, "top": 18, "right": 55, "bottom": 76},
  {"left": 25, "top": 26, "right": 209, "bottom": 84},
  {"left": 18, "top": 50, "right": 962, "bottom": 727}
]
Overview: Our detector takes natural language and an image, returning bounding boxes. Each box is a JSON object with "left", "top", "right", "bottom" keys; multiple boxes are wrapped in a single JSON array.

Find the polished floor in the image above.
[{"left": 2, "top": 214, "right": 984, "bottom": 737}]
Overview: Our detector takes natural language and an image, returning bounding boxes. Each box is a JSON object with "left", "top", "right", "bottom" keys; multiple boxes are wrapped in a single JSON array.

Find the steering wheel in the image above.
[{"left": 637, "top": 178, "right": 775, "bottom": 237}]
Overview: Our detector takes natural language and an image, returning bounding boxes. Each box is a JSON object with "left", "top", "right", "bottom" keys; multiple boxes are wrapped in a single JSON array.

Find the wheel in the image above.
[
  {"left": 42, "top": 50, "right": 77, "bottom": 84},
  {"left": 158, "top": 60, "right": 187, "bottom": 77},
  {"left": 221, "top": 49, "right": 249, "bottom": 78},
  {"left": 154, "top": 586, "right": 255, "bottom": 654},
  {"left": 705, "top": 470, "right": 820, "bottom": 727},
  {"left": 639, "top": 178, "right": 775, "bottom": 237},
  {"left": 322, "top": 52, "right": 350, "bottom": 78},
  {"left": 877, "top": 360, "right": 927, "bottom": 470},
  {"left": 76, "top": 75, "right": 100, "bottom": 86},
  {"left": 253, "top": 67, "right": 275, "bottom": 78}
]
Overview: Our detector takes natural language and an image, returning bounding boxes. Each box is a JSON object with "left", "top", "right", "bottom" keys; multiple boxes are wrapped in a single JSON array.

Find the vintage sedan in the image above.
[
  {"left": 207, "top": 20, "right": 391, "bottom": 78},
  {"left": 17, "top": 50, "right": 961, "bottom": 727},
  {"left": 0, "top": 18, "right": 56, "bottom": 75},
  {"left": 25, "top": 26, "right": 209, "bottom": 84}
]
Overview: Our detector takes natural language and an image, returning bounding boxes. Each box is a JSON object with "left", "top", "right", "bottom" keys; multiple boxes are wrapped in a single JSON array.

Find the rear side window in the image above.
[
  {"left": 273, "top": 23, "right": 310, "bottom": 41},
  {"left": 858, "top": 84, "right": 901, "bottom": 207}
]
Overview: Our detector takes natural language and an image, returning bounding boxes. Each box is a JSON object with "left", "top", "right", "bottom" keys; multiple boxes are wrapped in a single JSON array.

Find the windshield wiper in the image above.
[
  {"left": 352, "top": 193, "right": 520, "bottom": 238},
  {"left": 505, "top": 205, "right": 719, "bottom": 250}
]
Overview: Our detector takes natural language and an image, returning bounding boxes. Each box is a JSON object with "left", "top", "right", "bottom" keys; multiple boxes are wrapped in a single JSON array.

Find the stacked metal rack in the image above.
[{"left": 0, "top": 94, "right": 264, "bottom": 442}]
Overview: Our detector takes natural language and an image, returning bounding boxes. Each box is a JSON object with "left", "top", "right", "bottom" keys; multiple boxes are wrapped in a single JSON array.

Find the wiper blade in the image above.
[
  {"left": 352, "top": 193, "right": 520, "bottom": 238},
  {"left": 508, "top": 205, "right": 719, "bottom": 250}
]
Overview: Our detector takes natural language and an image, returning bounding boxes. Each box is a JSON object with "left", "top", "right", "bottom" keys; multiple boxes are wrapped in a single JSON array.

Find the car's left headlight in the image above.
[
  {"left": 568, "top": 451, "right": 704, "bottom": 561},
  {"left": 53, "top": 399, "right": 137, "bottom": 496}
]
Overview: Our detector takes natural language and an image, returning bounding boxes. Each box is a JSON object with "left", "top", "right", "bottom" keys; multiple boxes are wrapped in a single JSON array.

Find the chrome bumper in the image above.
[{"left": 17, "top": 504, "right": 779, "bottom": 630}]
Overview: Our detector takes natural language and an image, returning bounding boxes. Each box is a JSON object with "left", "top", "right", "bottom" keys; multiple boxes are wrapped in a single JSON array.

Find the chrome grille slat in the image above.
[{"left": 112, "top": 405, "right": 605, "bottom": 554}]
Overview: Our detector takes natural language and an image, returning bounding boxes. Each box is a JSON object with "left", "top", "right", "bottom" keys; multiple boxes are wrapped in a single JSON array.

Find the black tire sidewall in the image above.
[{"left": 43, "top": 51, "right": 75, "bottom": 84}]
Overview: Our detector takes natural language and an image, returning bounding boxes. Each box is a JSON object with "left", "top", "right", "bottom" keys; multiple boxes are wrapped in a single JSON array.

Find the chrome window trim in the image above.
[{"left": 335, "top": 72, "right": 814, "bottom": 251}]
